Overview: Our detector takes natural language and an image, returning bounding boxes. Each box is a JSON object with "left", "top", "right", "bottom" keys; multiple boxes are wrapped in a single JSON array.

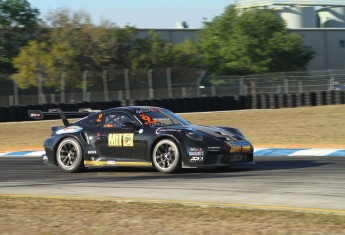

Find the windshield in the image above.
[{"left": 135, "top": 108, "right": 190, "bottom": 127}]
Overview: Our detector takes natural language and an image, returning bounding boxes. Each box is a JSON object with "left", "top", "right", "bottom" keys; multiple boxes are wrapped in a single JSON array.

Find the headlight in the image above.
[{"left": 186, "top": 131, "right": 204, "bottom": 141}]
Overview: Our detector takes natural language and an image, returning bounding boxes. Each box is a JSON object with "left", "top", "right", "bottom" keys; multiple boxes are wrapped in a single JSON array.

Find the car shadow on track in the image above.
[
  {"left": 83, "top": 159, "right": 330, "bottom": 174},
  {"left": 54, "top": 159, "right": 331, "bottom": 182}
]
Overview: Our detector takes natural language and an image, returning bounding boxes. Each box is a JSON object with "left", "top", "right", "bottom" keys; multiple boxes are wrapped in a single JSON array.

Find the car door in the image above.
[{"left": 95, "top": 111, "right": 148, "bottom": 162}]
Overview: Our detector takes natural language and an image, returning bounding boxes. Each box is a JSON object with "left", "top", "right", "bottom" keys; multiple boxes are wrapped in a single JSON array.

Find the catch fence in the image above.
[{"left": 0, "top": 68, "right": 345, "bottom": 106}]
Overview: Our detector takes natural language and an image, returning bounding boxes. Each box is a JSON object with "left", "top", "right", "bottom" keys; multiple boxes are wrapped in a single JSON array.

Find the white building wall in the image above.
[{"left": 290, "top": 29, "right": 345, "bottom": 70}]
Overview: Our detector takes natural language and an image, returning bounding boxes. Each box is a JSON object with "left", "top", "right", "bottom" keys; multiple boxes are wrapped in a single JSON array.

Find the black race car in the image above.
[{"left": 29, "top": 106, "right": 254, "bottom": 173}]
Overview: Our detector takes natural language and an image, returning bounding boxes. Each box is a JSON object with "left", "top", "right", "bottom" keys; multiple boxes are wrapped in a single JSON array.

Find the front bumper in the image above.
[
  {"left": 204, "top": 152, "right": 254, "bottom": 166},
  {"left": 184, "top": 150, "right": 254, "bottom": 167}
]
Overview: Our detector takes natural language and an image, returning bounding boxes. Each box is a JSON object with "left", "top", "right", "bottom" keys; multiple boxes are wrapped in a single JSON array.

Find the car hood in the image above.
[
  {"left": 159, "top": 125, "right": 246, "bottom": 142},
  {"left": 190, "top": 125, "right": 245, "bottom": 141}
]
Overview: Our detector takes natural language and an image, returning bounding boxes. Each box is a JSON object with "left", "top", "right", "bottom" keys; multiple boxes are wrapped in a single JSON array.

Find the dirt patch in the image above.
[{"left": 0, "top": 196, "right": 344, "bottom": 235}]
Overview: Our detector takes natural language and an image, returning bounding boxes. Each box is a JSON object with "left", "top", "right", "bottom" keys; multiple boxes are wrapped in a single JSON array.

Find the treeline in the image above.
[{"left": 0, "top": 0, "right": 315, "bottom": 90}]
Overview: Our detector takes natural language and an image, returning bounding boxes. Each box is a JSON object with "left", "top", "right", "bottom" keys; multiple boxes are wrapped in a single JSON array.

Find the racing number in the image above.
[
  {"left": 140, "top": 114, "right": 156, "bottom": 125},
  {"left": 96, "top": 113, "right": 103, "bottom": 123}
]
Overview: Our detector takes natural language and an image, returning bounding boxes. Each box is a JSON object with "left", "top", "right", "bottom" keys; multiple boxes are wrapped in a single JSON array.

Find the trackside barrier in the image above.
[
  {"left": 0, "top": 92, "right": 344, "bottom": 123},
  {"left": 250, "top": 91, "right": 345, "bottom": 109},
  {"left": 132, "top": 96, "right": 250, "bottom": 113}
]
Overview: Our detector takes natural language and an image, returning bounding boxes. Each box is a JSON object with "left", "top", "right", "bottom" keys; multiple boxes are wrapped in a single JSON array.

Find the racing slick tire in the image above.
[
  {"left": 56, "top": 137, "right": 85, "bottom": 173},
  {"left": 152, "top": 139, "right": 181, "bottom": 174}
]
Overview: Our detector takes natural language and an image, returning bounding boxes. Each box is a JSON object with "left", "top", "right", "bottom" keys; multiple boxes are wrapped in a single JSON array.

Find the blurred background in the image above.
[{"left": 1, "top": 0, "right": 345, "bottom": 106}]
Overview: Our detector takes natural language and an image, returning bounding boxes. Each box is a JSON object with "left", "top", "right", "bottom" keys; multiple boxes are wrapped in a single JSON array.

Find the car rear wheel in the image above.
[
  {"left": 56, "top": 137, "right": 84, "bottom": 173},
  {"left": 152, "top": 139, "right": 181, "bottom": 173}
]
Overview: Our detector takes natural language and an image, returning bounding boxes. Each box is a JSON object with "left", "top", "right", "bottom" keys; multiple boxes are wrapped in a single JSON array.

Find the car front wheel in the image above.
[
  {"left": 56, "top": 137, "right": 85, "bottom": 173},
  {"left": 152, "top": 139, "right": 181, "bottom": 173}
]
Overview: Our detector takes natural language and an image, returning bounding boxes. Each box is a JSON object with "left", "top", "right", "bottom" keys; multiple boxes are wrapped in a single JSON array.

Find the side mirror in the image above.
[{"left": 121, "top": 122, "right": 138, "bottom": 130}]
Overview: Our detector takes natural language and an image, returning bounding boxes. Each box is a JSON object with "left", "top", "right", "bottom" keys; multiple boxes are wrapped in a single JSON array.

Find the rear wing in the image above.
[{"left": 28, "top": 108, "right": 100, "bottom": 127}]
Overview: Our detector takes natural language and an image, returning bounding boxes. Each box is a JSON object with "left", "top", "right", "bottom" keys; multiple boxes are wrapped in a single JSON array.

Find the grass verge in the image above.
[
  {"left": 1, "top": 195, "right": 345, "bottom": 235},
  {"left": 0, "top": 104, "right": 344, "bottom": 151}
]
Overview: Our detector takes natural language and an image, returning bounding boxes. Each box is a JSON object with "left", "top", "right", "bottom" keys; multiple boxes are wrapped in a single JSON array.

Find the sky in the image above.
[{"left": 28, "top": 0, "right": 236, "bottom": 29}]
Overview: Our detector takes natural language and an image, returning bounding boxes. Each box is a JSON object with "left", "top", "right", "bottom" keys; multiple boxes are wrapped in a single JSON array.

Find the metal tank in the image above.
[
  {"left": 317, "top": 7, "right": 345, "bottom": 28},
  {"left": 276, "top": 6, "right": 316, "bottom": 28}
]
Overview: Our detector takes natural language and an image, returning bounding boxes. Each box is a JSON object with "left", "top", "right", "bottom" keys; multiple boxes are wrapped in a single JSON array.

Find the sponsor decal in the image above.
[
  {"left": 189, "top": 156, "right": 204, "bottom": 163},
  {"left": 188, "top": 147, "right": 204, "bottom": 157},
  {"left": 28, "top": 110, "right": 43, "bottom": 119},
  {"left": 231, "top": 154, "right": 247, "bottom": 162},
  {"left": 108, "top": 133, "right": 134, "bottom": 147},
  {"left": 56, "top": 126, "right": 83, "bottom": 134},
  {"left": 136, "top": 108, "right": 159, "bottom": 114},
  {"left": 107, "top": 161, "right": 116, "bottom": 165},
  {"left": 188, "top": 147, "right": 204, "bottom": 163},
  {"left": 30, "top": 112, "right": 42, "bottom": 118},
  {"left": 156, "top": 128, "right": 182, "bottom": 135},
  {"left": 208, "top": 146, "right": 221, "bottom": 151},
  {"left": 87, "top": 150, "right": 97, "bottom": 155}
]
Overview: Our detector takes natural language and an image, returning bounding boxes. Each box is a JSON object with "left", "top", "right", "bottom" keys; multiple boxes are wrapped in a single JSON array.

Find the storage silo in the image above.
[
  {"left": 317, "top": 7, "right": 345, "bottom": 28},
  {"left": 276, "top": 6, "right": 317, "bottom": 28}
]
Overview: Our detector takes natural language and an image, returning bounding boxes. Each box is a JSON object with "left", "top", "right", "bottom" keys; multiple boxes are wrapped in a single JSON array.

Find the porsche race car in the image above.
[{"left": 29, "top": 106, "right": 254, "bottom": 173}]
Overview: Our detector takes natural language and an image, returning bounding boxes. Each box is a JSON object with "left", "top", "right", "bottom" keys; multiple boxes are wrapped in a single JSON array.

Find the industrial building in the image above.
[{"left": 139, "top": 0, "right": 345, "bottom": 71}]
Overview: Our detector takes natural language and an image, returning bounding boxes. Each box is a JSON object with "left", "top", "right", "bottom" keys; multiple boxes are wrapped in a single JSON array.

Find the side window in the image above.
[
  {"left": 103, "top": 112, "right": 134, "bottom": 128},
  {"left": 82, "top": 114, "right": 102, "bottom": 126}
]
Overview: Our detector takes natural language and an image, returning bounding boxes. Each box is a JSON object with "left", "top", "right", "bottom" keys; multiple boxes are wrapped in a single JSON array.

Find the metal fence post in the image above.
[
  {"left": 82, "top": 71, "right": 88, "bottom": 102},
  {"left": 124, "top": 69, "right": 130, "bottom": 100},
  {"left": 298, "top": 81, "right": 303, "bottom": 93},
  {"left": 182, "top": 87, "right": 187, "bottom": 97},
  {"left": 329, "top": 76, "right": 335, "bottom": 90},
  {"left": 103, "top": 70, "right": 109, "bottom": 101},
  {"left": 284, "top": 79, "right": 289, "bottom": 93},
  {"left": 9, "top": 95, "right": 13, "bottom": 106},
  {"left": 13, "top": 76, "right": 19, "bottom": 105},
  {"left": 51, "top": 94, "right": 55, "bottom": 103},
  {"left": 196, "top": 70, "right": 207, "bottom": 97},
  {"left": 37, "top": 71, "right": 44, "bottom": 104},
  {"left": 167, "top": 68, "right": 172, "bottom": 98},
  {"left": 148, "top": 69, "right": 154, "bottom": 99},
  {"left": 118, "top": 90, "right": 123, "bottom": 100},
  {"left": 211, "top": 86, "right": 216, "bottom": 96},
  {"left": 61, "top": 72, "right": 65, "bottom": 103},
  {"left": 240, "top": 77, "right": 244, "bottom": 95}
]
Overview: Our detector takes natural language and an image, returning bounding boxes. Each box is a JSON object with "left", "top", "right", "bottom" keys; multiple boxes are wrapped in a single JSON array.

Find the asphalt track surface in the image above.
[{"left": 1, "top": 156, "right": 345, "bottom": 213}]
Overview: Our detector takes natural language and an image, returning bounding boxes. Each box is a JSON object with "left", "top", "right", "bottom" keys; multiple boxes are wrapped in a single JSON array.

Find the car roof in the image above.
[{"left": 101, "top": 106, "right": 165, "bottom": 113}]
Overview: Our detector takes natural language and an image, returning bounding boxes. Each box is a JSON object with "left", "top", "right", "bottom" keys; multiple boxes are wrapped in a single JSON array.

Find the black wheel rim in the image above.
[
  {"left": 58, "top": 142, "right": 79, "bottom": 168},
  {"left": 154, "top": 143, "right": 176, "bottom": 169}
]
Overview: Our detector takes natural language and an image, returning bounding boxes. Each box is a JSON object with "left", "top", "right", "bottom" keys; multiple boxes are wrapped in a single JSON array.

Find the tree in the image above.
[
  {"left": 172, "top": 39, "right": 200, "bottom": 68},
  {"left": 11, "top": 40, "right": 55, "bottom": 88},
  {"left": 198, "top": 5, "right": 315, "bottom": 75},
  {"left": 128, "top": 30, "right": 175, "bottom": 70},
  {"left": 11, "top": 8, "right": 201, "bottom": 89},
  {"left": 12, "top": 9, "right": 126, "bottom": 89},
  {"left": 0, "top": 0, "right": 41, "bottom": 72}
]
